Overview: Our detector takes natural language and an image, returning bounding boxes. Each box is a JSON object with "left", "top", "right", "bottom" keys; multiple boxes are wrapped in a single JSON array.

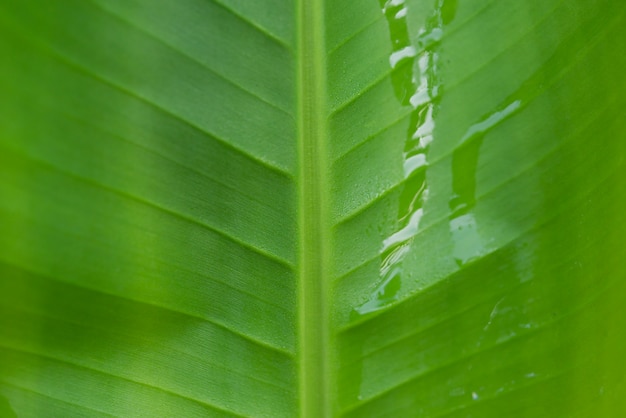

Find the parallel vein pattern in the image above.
[
  {"left": 331, "top": 0, "right": 626, "bottom": 416},
  {"left": 0, "top": 0, "right": 298, "bottom": 416},
  {"left": 1, "top": 0, "right": 626, "bottom": 417}
]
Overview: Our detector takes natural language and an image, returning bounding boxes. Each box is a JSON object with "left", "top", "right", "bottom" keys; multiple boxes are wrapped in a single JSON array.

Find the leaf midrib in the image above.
[{"left": 296, "top": 0, "right": 332, "bottom": 416}]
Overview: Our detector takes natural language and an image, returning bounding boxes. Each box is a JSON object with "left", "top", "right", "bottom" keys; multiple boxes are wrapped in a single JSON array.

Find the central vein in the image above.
[{"left": 296, "top": 0, "right": 332, "bottom": 416}]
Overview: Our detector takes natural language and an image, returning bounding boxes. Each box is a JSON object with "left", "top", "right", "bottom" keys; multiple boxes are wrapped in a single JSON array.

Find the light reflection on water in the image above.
[
  {"left": 352, "top": 0, "right": 527, "bottom": 319},
  {"left": 449, "top": 99, "right": 521, "bottom": 266},
  {"left": 353, "top": 0, "right": 455, "bottom": 317}
]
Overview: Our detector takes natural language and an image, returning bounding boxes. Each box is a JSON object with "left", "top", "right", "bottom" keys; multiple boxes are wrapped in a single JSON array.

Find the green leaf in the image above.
[{"left": 1, "top": 0, "right": 626, "bottom": 416}]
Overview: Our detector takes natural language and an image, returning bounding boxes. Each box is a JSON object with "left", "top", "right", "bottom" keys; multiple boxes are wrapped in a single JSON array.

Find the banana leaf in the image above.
[{"left": 1, "top": 0, "right": 625, "bottom": 416}]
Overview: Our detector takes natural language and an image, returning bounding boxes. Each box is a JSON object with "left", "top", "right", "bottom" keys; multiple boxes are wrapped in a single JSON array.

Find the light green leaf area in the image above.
[{"left": 1, "top": 0, "right": 626, "bottom": 416}]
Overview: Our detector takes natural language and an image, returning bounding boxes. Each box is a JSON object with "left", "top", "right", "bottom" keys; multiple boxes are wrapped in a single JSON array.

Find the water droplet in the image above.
[{"left": 389, "top": 46, "right": 417, "bottom": 68}]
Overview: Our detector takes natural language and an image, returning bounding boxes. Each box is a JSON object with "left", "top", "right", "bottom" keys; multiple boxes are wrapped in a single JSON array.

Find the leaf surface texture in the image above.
[{"left": 1, "top": 0, "right": 626, "bottom": 416}]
